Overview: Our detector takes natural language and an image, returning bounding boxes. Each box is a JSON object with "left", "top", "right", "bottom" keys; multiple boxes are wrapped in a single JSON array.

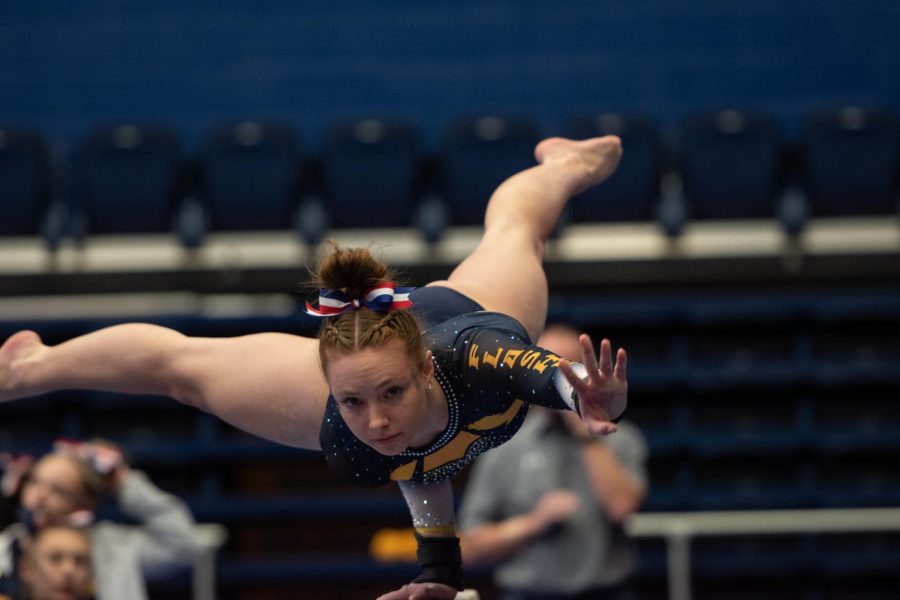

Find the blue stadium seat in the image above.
[
  {"left": 82, "top": 391, "right": 203, "bottom": 446},
  {"left": 621, "top": 388, "right": 687, "bottom": 457},
  {"left": 685, "top": 323, "right": 802, "bottom": 389},
  {"left": 815, "top": 535, "right": 900, "bottom": 580},
  {"left": 683, "top": 296, "right": 807, "bottom": 389},
  {"left": 801, "top": 106, "right": 899, "bottom": 217},
  {"left": 199, "top": 121, "right": 303, "bottom": 232},
  {"left": 809, "top": 383, "right": 900, "bottom": 453},
  {"left": 632, "top": 539, "right": 668, "bottom": 579},
  {"left": 693, "top": 535, "right": 815, "bottom": 578},
  {"left": 686, "top": 387, "right": 810, "bottom": 456},
  {"left": 688, "top": 455, "right": 814, "bottom": 510},
  {"left": 607, "top": 331, "right": 683, "bottom": 390},
  {"left": 565, "top": 113, "right": 662, "bottom": 222},
  {"left": 69, "top": 124, "right": 187, "bottom": 238},
  {"left": 809, "top": 293, "right": 900, "bottom": 386},
  {"left": 441, "top": 116, "right": 541, "bottom": 225},
  {"left": 0, "top": 127, "right": 67, "bottom": 248},
  {"left": 0, "top": 394, "right": 68, "bottom": 454},
  {"left": 643, "top": 455, "right": 690, "bottom": 511},
  {"left": 181, "top": 313, "right": 318, "bottom": 340},
  {"left": 813, "top": 451, "right": 900, "bottom": 507},
  {"left": 694, "top": 572, "right": 818, "bottom": 600},
  {"left": 0, "top": 128, "right": 53, "bottom": 235},
  {"left": 546, "top": 293, "right": 685, "bottom": 387},
  {"left": 814, "top": 572, "right": 900, "bottom": 600},
  {"left": 678, "top": 110, "right": 785, "bottom": 220},
  {"left": 323, "top": 119, "right": 422, "bottom": 229}
]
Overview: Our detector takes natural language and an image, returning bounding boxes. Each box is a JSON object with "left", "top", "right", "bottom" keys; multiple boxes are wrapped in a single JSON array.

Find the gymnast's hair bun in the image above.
[{"left": 313, "top": 242, "right": 394, "bottom": 300}]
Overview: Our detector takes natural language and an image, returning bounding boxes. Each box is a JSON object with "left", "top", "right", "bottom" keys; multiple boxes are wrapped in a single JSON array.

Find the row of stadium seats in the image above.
[
  {"left": 1, "top": 287, "right": 897, "bottom": 509},
  {"left": 1, "top": 106, "right": 898, "bottom": 249},
  {"left": 2, "top": 377, "right": 896, "bottom": 461}
]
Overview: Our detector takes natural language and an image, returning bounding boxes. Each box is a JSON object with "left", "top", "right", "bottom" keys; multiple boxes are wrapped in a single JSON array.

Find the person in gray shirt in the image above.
[
  {"left": 459, "top": 324, "right": 648, "bottom": 600},
  {"left": 1, "top": 440, "right": 202, "bottom": 600}
]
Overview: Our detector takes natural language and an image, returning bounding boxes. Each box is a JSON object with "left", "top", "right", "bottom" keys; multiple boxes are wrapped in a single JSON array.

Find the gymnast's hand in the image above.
[
  {"left": 558, "top": 335, "right": 627, "bottom": 436},
  {"left": 377, "top": 582, "right": 458, "bottom": 600},
  {"left": 0, "top": 330, "right": 47, "bottom": 403}
]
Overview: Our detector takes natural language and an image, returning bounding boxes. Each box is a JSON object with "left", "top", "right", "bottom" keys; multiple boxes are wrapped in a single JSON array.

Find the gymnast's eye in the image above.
[
  {"left": 385, "top": 386, "right": 403, "bottom": 399},
  {"left": 340, "top": 396, "right": 362, "bottom": 408}
]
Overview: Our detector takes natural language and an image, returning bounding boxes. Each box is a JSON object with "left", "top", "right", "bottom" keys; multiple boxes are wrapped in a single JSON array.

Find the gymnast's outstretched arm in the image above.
[{"left": 0, "top": 326, "right": 329, "bottom": 449}]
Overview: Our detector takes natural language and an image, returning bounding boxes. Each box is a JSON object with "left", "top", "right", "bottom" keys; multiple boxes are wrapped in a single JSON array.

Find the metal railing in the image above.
[
  {"left": 193, "top": 523, "right": 228, "bottom": 600},
  {"left": 625, "top": 507, "right": 900, "bottom": 600}
]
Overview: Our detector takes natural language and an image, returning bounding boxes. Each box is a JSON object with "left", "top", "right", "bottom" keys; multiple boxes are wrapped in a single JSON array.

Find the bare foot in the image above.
[
  {"left": 534, "top": 136, "right": 623, "bottom": 194},
  {"left": 0, "top": 330, "right": 45, "bottom": 402}
]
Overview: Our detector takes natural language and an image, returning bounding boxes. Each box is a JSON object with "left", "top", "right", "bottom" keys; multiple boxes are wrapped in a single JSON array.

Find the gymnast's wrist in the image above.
[{"left": 412, "top": 532, "right": 463, "bottom": 590}]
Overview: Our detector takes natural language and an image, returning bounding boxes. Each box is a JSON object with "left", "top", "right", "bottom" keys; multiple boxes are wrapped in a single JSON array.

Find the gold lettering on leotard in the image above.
[
  {"left": 519, "top": 350, "right": 541, "bottom": 369},
  {"left": 533, "top": 353, "right": 561, "bottom": 374},
  {"left": 423, "top": 431, "right": 481, "bottom": 472},
  {"left": 390, "top": 460, "right": 418, "bottom": 481},
  {"left": 503, "top": 348, "right": 523, "bottom": 368},
  {"left": 482, "top": 347, "right": 503, "bottom": 368},
  {"left": 467, "top": 399, "right": 525, "bottom": 431},
  {"left": 468, "top": 343, "right": 480, "bottom": 368}
]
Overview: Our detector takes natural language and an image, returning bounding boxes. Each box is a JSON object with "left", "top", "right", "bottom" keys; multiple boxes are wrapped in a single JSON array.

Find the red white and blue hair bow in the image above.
[
  {"left": 53, "top": 438, "right": 124, "bottom": 476},
  {"left": 305, "top": 283, "right": 414, "bottom": 317}
]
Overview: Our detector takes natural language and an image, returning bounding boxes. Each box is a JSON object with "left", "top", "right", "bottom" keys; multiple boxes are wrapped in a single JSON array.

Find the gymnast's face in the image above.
[{"left": 327, "top": 338, "right": 437, "bottom": 456}]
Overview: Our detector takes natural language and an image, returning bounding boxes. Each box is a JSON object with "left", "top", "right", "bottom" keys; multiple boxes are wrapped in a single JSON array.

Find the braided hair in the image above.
[{"left": 312, "top": 243, "right": 425, "bottom": 375}]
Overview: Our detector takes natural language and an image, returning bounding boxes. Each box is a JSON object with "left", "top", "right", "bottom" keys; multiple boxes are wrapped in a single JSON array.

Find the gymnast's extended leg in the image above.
[{"left": 428, "top": 136, "right": 622, "bottom": 342}]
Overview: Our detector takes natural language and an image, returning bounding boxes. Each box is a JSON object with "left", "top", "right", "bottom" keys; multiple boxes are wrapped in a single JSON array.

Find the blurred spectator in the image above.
[
  {"left": 18, "top": 525, "right": 94, "bottom": 600},
  {"left": 0, "top": 440, "right": 201, "bottom": 600},
  {"left": 458, "top": 324, "right": 648, "bottom": 600}
]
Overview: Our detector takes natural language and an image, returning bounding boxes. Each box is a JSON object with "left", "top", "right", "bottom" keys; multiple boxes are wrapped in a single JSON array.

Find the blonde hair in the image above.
[{"left": 312, "top": 243, "right": 425, "bottom": 374}]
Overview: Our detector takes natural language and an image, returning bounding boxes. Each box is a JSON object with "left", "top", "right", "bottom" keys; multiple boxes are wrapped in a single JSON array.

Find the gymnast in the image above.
[{"left": 0, "top": 136, "right": 628, "bottom": 600}]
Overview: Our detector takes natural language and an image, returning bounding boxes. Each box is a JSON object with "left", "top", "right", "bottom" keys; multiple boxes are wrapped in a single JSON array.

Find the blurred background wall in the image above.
[{"left": 2, "top": 0, "right": 898, "bottom": 148}]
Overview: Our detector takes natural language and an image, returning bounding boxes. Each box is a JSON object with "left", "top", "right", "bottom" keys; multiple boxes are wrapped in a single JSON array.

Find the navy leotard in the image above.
[{"left": 319, "top": 287, "right": 570, "bottom": 488}]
